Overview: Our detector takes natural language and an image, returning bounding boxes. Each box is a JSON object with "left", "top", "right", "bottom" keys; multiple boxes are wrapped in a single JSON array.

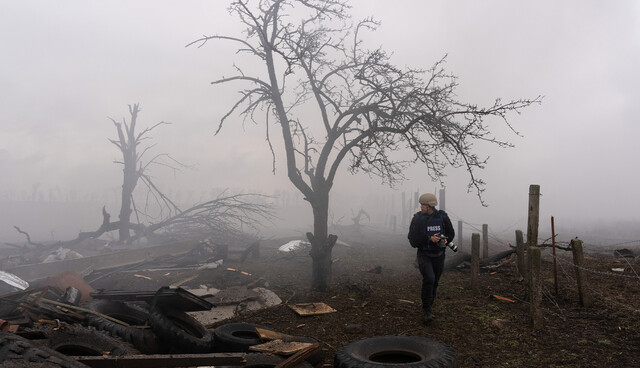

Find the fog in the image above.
[{"left": 1, "top": 1, "right": 639, "bottom": 247}]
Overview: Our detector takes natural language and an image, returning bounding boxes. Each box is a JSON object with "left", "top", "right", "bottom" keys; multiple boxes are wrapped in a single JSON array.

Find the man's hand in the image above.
[{"left": 429, "top": 233, "right": 441, "bottom": 243}]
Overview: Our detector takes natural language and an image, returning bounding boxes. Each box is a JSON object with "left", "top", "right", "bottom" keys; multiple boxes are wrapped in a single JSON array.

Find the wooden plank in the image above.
[
  {"left": 275, "top": 342, "right": 320, "bottom": 368},
  {"left": 288, "top": 302, "right": 336, "bottom": 316},
  {"left": 249, "top": 339, "right": 313, "bottom": 355},
  {"left": 75, "top": 352, "right": 245, "bottom": 368},
  {"left": 256, "top": 327, "right": 292, "bottom": 340}
]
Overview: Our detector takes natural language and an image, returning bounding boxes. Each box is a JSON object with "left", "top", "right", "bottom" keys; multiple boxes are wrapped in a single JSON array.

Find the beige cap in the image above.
[{"left": 419, "top": 193, "right": 438, "bottom": 207}]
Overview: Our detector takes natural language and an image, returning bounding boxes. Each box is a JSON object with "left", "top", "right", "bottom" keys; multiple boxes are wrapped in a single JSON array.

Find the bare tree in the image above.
[
  {"left": 110, "top": 104, "right": 157, "bottom": 242},
  {"left": 10, "top": 104, "right": 274, "bottom": 251},
  {"left": 108, "top": 104, "right": 274, "bottom": 244},
  {"left": 190, "top": 0, "right": 541, "bottom": 290}
]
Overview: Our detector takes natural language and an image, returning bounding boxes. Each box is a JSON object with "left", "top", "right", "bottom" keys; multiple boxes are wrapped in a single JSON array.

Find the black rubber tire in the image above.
[
  {"left": 148, "top": 303, "right": 214, "bottom": 353},
  {"left": 0, "top": 331, "right": 89, "bottom": 367},
  {"left": 241, "top": 353, "right": 313, "bottom": 368},
  {"left": 38, "top": 324, "right": 140, "bottom": 357},
  {"left": 80, "top": 299, "right": 160, "bottom": 354},
  {"left": 334, "top": 336, "right": 458, "bottom": 368},
  {"left": 212, "top": 322, "right": 275, "bottom": 353}
]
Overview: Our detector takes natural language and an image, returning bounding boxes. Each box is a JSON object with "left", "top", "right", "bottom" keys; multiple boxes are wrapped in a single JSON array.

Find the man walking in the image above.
[{"left": 408, "top": 193, "right": 455, "bottom": 324}]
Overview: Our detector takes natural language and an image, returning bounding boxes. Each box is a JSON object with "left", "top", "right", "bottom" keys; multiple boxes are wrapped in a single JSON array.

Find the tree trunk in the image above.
[
  {"left": 116, "top": 104, "right": 141, "bottom": 244},
  {"left": 306, "top": 190, "right": 337, "bottom": 291},
  {"left": 118, "top": 169, "right": 135, "bottom": 242}
]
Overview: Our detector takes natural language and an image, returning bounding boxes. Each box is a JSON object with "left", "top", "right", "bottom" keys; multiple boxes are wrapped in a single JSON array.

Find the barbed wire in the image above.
[
  {"left": 542, "top": 248, "right": 640, "bottom": 280},
  {"left": 621, "top": 256, "right": 640, "bottom": 279},
  {"left": 459, "top": 221, "right": 511, "bottom": 246},
  {"left": 557, "top": 256, "right": 640, "bottom": 280},
  {"left": 555, "top": 253, "right": 639, "bottom": 313},
  {"left": 582, "top": 239, "right": 640, "bottom": 249}
]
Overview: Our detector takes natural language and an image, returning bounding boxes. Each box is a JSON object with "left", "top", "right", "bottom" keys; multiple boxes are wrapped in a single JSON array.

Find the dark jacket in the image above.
[{"left": 408, "top": 210, "right": 455, "bottom": 253}]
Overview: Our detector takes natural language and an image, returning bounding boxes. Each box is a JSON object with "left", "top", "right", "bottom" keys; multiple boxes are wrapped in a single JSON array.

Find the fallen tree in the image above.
[
  {"left": 445, "top": 248, "right": 516, "bottom": 271},
  {"left": 11, "top": 193, "right": 274, "bottom": 250}
]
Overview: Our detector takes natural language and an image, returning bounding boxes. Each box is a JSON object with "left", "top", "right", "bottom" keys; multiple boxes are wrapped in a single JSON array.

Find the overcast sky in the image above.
[{"left": 1, "top": 1, "right": 639, "bottom": 242}]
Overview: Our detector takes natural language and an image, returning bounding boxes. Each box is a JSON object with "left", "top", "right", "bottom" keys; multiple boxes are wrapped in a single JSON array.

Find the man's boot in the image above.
[{"left": 422, "top": 308, "right": 434, "bottom": 324}]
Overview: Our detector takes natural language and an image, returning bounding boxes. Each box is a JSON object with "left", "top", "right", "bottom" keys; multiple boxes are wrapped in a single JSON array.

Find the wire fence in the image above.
[
  {"left": 548, "top": 247, "right": 640, "bottom": 313},
  {"left": 510, "top": 241, "right": 640, "bottom": 316}
]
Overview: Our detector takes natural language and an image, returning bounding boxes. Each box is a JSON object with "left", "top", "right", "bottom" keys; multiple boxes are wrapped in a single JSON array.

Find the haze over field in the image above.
[{"left": 1, "top": 1, "right": 639, "bottom": 245}]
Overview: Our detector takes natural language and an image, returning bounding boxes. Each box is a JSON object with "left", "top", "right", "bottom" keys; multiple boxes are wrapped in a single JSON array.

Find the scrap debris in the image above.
[
  {"left": 0, "top": 271, "right": 29, "bottom": 291},
  {"left": 288, "top": 302, "right": 337, "bottom": 316},
  {"left": 278, "top": 240, "right": 310, "bottom": 253},
  {"left": 170, "top": 274, "right": 199, "bottom": 288},
  {"left": 249, "top": 339, "right": 314, "bottom": 355},
  {"left": 492, "top": 294, "right": 516, "bottom": 303},
  {"left": 225, "top": 267, "right": 252, "bottom": 276}
]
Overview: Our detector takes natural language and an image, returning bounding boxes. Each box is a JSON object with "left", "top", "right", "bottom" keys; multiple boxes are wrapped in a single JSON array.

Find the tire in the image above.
[
  {"left": 212, "top": 322, "right": 274, "bottom": 353},
  {"left": 334, "top": 336, "right": 458, "bottom": 368},
  {"left": 80, "top": 299, "right": 160, "bottom": 354},
  {"left": 0, "top": 331, "right": 89, "bottom": 368},
  {"left": 38, "top": 324, "right": 140, "bottom": 357},
  {"left": 148, "top": 303, "right": 214, "bottom": 353}
]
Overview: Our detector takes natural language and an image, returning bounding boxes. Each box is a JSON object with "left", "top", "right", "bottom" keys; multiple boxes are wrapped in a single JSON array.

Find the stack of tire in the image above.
[{"left": 79, "top": 299, "right": 213, "bottom": 354}]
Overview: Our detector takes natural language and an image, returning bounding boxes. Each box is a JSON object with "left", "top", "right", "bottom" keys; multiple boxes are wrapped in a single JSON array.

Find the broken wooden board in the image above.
[
  {"left": 288, "top": 302, "right": 336, "bottom": 316},
  {"left": 256, "top": 327, "right": 292, "bottom": 340},
  {"left": 75, "top": 352, "right": 245, "bottom": 368},
  {"left": 249, "top": 339, "right": 313, "bottom": 355}
]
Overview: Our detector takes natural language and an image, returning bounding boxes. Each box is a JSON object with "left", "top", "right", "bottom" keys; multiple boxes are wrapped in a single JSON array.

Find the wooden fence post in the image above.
[
  {"left": 482, "top": 224, "right": 489, "bottom": 259},
  {"left": 457, "top": 220, "right": 463, "bottom": 247},
  {"left": 529, "top": 246, "right": 543, "bottom": 330},
  {"left": 527, "top": 185, "right": 541, "bottom": 248},
  {"left": 526, "top": 184, "right": 541, "bottom": 293},
  {"left": 515, "top": 229, "right": 526, "bottom": 279},
  {"left": 471, "top": 233, "right": 480, "bottom": 292},
  {"left": 570, "top": 238, "right": 593, "bottom": 307}
]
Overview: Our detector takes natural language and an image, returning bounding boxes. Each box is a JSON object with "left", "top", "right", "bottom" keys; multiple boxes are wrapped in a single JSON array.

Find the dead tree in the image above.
[
  {"left": 190, "top": 0, "right": 541, "bottom": 290},
  {"left": 109, "top": 104, "right": 175, "bottom": 243},
  {"left": 351, "top": 209, "right": 370, "bottom": 227},
  {"left": 11, "top": 105, "right": 274, "bottom": 249}
]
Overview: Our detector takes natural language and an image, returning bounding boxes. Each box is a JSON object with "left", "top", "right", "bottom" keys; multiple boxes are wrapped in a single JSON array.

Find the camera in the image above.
[{"left": 438, "top": 235, "right": 458, "bottom": 252}]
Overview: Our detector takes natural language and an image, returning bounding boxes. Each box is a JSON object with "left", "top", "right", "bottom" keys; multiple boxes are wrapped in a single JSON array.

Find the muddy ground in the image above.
[{"left": 87, "top": 228, "right": 640, "bottom": 368}]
